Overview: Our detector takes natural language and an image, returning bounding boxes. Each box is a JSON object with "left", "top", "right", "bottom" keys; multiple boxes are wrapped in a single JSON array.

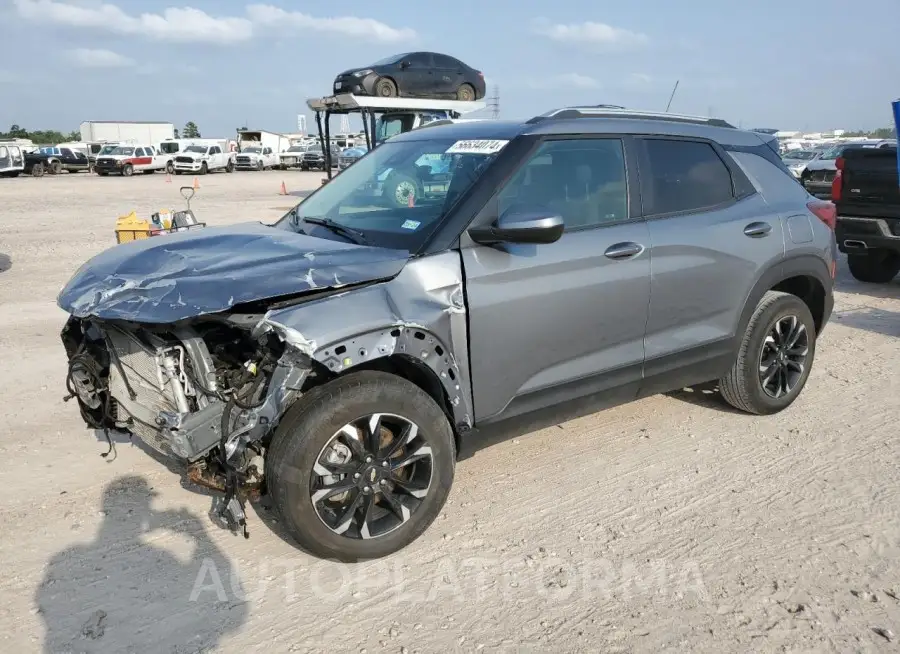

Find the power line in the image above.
[{"left": 488, "top": 84, "right": 500, "bottom": 119}]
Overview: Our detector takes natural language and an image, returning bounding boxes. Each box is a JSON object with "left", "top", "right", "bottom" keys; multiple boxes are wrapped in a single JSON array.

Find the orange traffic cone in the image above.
[
  {"left": 279, "top": 181, "right": 287, "bottom": 195},
  {"left": 192, "top": 176, "right": 200, "bottom": 190}
]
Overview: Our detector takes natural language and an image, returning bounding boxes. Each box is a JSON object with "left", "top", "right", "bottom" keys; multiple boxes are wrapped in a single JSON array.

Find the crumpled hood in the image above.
[{"left": 58, "top": 222, "right": 410, "bottom": 323}]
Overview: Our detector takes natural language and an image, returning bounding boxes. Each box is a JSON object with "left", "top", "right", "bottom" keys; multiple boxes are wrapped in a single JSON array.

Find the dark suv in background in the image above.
[{"left": 58, "top": 106, "right": 836, "bottom": 561}]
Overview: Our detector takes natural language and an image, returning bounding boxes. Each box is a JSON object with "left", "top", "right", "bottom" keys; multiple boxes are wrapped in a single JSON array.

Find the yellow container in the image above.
[{"left": 115, "top": 211, "right": 151, "bottom": 243}]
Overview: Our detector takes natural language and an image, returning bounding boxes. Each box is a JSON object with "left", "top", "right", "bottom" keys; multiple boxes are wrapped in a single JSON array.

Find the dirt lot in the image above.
[{"left": 0, "top": 171, "right": 898, "bottom": 653}]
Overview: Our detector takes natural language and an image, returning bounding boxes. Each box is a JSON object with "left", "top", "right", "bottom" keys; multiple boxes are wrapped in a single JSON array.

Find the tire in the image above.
[
  {"left": 97, "top": 171, "right": 108, "bottom": 176},
  {"left": 301, "top": 164, "right": 309, "bottom": 171},
  {"left": 48, "top": 160, "right": 62, "bottom": 175},
  {"left": 266, "top": 370, "right": 456, "bottom": 562},
  {"left": 846, "top": 251, "right": 900, "bottom": 284},
  {"left": 200, "top": 162, "right": 208, "bottom": 175},
  {"left": 719, "top": 291, "right": 817, "bottom": 415},
  {"left": 122, "top": 164, "right": 133, "bottom": 177},
  {"left": 456, "top": 83, "right": 475, "bottom": 101},
  {"left": 256, "top": 160, "right": 263, "bottom": 171},
  {"left": 226, "top": 160, "right": 234, "bottom": 173},
  {"left": 31, "top": 163, "right": 44, "bottom": 178},
  {"left": 384, "top": 173, "right": 420, "bottom": 208},
  {"left": 166, "top": 161, "right": 175, "bottom": 174},
  {"left": 375, "top": 77, "right": 398, "bottom": 98}
]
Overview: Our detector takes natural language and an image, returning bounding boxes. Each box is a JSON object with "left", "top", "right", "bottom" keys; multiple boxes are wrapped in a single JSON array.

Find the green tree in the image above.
[
  {"left": 173, "top": 127, "right": 180, "bottom": 139},
  {"left": 66, "top": 130, "right": 81, "bottom": 141},
  {"left": 183, "top": 121, "right": 201, "bottom": 138}
]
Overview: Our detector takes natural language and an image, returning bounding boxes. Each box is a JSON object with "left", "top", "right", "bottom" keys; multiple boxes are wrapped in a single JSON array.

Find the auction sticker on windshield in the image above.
[{"left": 445, "top": 140, "right": 509, "bottom": 155}]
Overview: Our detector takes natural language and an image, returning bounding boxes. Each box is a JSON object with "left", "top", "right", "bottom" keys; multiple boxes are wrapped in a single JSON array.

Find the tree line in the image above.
[{"left": 0, "top": 122, "right": 203, "bottom": 144}]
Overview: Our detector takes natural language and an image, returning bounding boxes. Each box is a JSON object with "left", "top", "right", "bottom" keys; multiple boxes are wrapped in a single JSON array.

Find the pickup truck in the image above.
[
  {"left": 833, "top": 146, "right": 900, "bottom": 283},
  {"left": 173, "top": 144, "right": 235, "bottom": 175},
  {"left": 93, "top": 145, "right": 175, "bottom": 176},
  {"left": 235, "top": 146, "right": 279, "bottom": 171},
  {"left": 25, "top": 146, "right": 90, "bottom": 175}
]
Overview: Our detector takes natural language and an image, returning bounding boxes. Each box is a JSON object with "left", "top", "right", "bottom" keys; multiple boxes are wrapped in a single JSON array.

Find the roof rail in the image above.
[{"left": 527, "top": 106, "right": 735, "bottom": 129}]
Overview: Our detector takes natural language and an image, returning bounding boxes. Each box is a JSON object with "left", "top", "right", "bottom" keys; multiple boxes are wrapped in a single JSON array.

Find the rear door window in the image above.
[{"left": 639, "top": 139, "right": 734, "bottom": 215}]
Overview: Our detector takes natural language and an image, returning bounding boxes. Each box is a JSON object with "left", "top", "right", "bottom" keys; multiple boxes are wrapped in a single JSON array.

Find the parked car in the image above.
[
  {"left": 279, "top": 144, "right": 315, "bottom": 170},
  {"left": 781, "top": 149, "right": 822, "bottom": 178},
  {"left": 338, "top": 146, "right": 368, "bottom": 170},
  {"left": 57, "top": 107, "right": 836, "bottom": 561},
  {"left": 172, "top": 143, "right": 235, "bottom": 175},
  {"left": 802, "top": 141, "right": 896, "bottom": 197},
  {"left": 235, "top": 146, "right": 279, "bottom": 171},
  {"left": 832, "top": 145, "right": 900, "bottom": 283},
  {"left": 333, "top": 52, "right": 486, "bottom": 101},
  {"left": 25, "top": 146, "right": 90, "bottom": 175},
  {"left": 93, "top": 145, "right": 174, "bottom": 176},
  {"left": 301, "top": 143, "right": 341, "bottom": 171},
  {"left": 0, "top": 143, "right": 25, "bottom": 177}
]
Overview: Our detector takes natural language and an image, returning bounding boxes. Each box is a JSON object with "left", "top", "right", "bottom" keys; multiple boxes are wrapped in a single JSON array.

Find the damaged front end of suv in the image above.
[{"left": 58, "top": 221, "right": 473, "bottom": 540}]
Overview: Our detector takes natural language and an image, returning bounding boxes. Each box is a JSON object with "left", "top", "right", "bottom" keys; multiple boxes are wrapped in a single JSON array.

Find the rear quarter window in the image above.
[{"left": 727, "top": 150, "right": 809, "bottom": 205}]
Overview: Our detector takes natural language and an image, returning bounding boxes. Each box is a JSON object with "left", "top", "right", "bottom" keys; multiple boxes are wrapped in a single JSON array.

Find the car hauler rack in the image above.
[{"left": 305, "top": 93, "right": 487, "bottom": 180}]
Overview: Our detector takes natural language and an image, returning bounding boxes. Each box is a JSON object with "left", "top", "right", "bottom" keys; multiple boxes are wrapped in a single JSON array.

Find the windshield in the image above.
[
  {"left": 111, "top": 147, "right": 134, "bottom": 156},
  {"left": 243, "top": 146, "right": 262, "bottom": 153},
  {"left": 287, "top": 145, "right": 307, "bottom": 152},
  {"left": 784, "top": 150, "right": 817, "bottom": 161},
  {"left": 99, "top": 145, "right": 119, "bottom": 155},
  {"left": 185, "top": 145, "right": 208, "bottom": 154},
  {"left": 159, "top": 142, "right": 179, "bottom": 154},
  {"left": 371, "top": 53, "right": 408, "bottom": 67},
  {"left": 275, "top": 137, "right": 502, "bottom": 252}
]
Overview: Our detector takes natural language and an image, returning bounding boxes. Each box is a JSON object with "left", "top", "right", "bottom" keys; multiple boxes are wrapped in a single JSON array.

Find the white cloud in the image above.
[
  {"left": 12, "top": 0, "right": 415, "bottom": 45},
  {"left": 68, "top": 48, "right": 135, "bottom": 68},
  {"left": 534, "top": 19, "right": 649, "bottom": 50},
  {"left": 530, "top": 73, "right": 601, "bottom": 90},
  {"left": 246, "top": 4, "right": 416, "bottom": 43}
]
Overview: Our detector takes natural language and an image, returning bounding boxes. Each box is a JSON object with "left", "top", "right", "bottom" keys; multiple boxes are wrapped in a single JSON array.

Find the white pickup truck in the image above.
[
  {"left": 235, "top": 146, "right": 279, "bottom": 171},
  {"left": 172, "top": 143, "right": 235, "bottom": 175},
  {"left": 93, "top": 144, "right": 174, "bottom": 176}
]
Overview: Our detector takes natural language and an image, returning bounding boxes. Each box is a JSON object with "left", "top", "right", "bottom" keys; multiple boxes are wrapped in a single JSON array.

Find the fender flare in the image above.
[
  {"left": 311, "top": 324, "right": 471, "bottom": 429},
  {"left": 735, "top": 254, "right": 833, "bottom": 343}
]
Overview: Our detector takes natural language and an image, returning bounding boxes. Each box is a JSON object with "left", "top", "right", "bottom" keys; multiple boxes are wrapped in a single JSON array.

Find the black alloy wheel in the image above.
[
  {"left": 758, "top": 315, "right": 809, "bottom": 399},
  {"left": 311, "top": 413, "right": 434, "bottom": 540}
]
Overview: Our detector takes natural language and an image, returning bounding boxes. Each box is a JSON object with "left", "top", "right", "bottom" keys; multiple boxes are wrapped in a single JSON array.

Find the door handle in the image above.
[
  {"left": 743, "top": 221, "right": 772, "bottom": 237},
  {"left": 604, "top": 242, "right": 644, "bottom": 260}
]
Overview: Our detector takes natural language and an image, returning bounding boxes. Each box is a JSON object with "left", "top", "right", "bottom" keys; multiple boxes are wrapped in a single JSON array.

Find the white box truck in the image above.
[{"left": 80, "top": 121, "right": 175, "bottom": 145}]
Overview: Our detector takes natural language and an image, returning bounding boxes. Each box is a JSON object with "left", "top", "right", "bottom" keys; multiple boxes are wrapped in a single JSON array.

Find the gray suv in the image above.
[{"left": 58, "top": 106, "right": 836, "bottom": 561}]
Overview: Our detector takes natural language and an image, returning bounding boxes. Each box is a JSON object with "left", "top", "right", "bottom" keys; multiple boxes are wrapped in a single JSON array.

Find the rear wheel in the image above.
[
  {"left": 720, "top": 291, "right": 816, "bottom": 415},
  {"left": 375, "top": 77, "right": 398, "bottom": 98},
  {"left": 166, "top": 161, "right": 175, "bottom": 174},
  {"left": 846, "top": 251, "right": 900, "bottom": 283},
  {"left": 384, "top": 173, "right": 420, "bottom": 208},
  {"left": 226, "top": 160, "right": 234, "bottom": 173},
  {"left": 266, "top": 371, "right": 455, "bottom": 561},
  {"left": 456, "top": 83, "right": 475, "bottom": 101}
]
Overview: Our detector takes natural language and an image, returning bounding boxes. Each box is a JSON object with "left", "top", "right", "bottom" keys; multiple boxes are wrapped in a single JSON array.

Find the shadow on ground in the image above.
[
  {"left": 830, "top": 306, "right": 900, "bottom": 338},
  {"left": 35, "top": 475, "right": 249, "bottom": 653},
  {"left": 0, "top": 253, "right": 10, "bottom": 273}
]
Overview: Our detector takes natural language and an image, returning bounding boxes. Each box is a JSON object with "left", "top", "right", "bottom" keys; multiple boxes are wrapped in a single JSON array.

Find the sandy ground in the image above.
[{"left": 0, "top": 170, "right": 898, "bottom": 654}]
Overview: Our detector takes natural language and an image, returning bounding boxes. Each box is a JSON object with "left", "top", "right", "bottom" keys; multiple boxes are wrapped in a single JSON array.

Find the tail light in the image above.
[
  {"left": 807, "top": 199, "right": 836, "bottom": 230},
  {"left": 831, "top": 156, "right": 844, "bottom": 201},
  {"left": 477, "top": 71, "right": 484, "bottom": 77}
]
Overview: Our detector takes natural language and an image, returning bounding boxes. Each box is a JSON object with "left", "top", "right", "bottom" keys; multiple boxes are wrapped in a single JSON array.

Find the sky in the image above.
[{"left": 1, "top": 0, "right": 898, "bottom": 139}]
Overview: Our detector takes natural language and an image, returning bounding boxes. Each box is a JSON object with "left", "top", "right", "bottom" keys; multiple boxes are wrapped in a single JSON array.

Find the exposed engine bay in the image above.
[{"left": 61, "top": 312, "right": 315, "bottom": 535}]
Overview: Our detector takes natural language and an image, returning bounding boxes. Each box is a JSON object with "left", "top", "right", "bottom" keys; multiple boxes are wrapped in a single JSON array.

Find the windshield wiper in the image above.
[{"left": 302, "top": 217, "right": 368, "bottom": 245}]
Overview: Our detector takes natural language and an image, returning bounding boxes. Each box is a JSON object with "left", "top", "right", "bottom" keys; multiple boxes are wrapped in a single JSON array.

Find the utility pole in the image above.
[{"left": 488, "top": 84, "right": 500, "bottom": 119}]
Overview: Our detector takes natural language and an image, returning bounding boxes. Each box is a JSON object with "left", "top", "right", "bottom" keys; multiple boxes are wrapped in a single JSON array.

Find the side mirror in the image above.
[{"left": 468, "top": 208, "right": 564, "bottom": 245}]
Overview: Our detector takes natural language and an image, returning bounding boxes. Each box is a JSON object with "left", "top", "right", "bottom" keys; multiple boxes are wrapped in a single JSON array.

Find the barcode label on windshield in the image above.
[{"left": 445, "top": 139, "right": 509, "bottom": 155}]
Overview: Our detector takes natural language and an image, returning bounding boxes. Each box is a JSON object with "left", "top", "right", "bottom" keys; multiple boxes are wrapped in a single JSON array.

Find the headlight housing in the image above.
[{"left": 353, "top": 69, "right": 373, "bottom": 77}]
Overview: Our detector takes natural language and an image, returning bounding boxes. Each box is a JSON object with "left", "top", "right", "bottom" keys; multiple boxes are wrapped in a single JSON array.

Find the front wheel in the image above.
[
  {"left": 846, "top": 251, "right": 900, "bottom": 283},
  {"left": 122, "top": 163, "right": 133, "bottom": 177},
  {"left": 200, "top": 162, "right": 208, "bottom": 175},
  {"left": 48, "top": 160, "right": 62, "bottom": 175},
  {"left": 375, "top": 77, "right": 398, "bottom": 97},
  {"left": 256, "top": 160, "right": 263, "bottom": 171},
  {"left": 456, "top": 83, "right": 475, "bottom": 101},
  {"left": 719, "top": 291, "right": 816, "bottom": 415},
  {"left": 266, "top": 371, "right": 456, "bottom": 562}
]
